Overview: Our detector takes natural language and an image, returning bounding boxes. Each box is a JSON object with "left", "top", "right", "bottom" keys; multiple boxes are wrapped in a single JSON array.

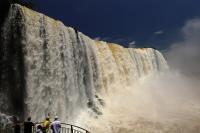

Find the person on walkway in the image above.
[
  {"left": 42, "top": 117, "right": 50, "bottom": 133},
  {"left": 24, "top": 117, "right": 34, "bottom": 133},
  {"left": 36, "top": 124, "right": 43, "bottom": 133},
  {"left": 12, "top": 116, "right": 21, "bottom": 133},
  {"left": 50, "top": 116, "right": 61, "bottom": 133}
]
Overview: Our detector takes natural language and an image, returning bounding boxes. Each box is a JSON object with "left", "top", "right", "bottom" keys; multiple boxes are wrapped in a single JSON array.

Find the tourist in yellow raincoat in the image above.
[{"left": 42, "top": 117, "right": 50, "bottom": 133}]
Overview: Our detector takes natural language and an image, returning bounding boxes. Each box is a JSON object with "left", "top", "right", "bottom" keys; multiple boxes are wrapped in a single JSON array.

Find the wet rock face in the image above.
[
  {"left": 0, "top": 0, "right": 10, "bottom": 27},
  {"left": 0, "top": 4, "right": 26, "bottom": 119},
  {"left": 0, "top": 4, "right": 167, "bottom": 122}
]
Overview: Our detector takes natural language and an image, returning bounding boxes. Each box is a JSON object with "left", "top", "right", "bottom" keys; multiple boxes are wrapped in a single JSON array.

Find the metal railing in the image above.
[
  {"left": 0, "top": 123, "right": 90, "bottom": 133},
  {"left": 0, "top": 125, "right": 13, "bottom": 133}
]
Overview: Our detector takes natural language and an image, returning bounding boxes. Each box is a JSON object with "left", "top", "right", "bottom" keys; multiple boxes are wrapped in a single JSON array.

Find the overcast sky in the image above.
[{"left": 35, "top": 0, "right": 200, "bottom": 49}]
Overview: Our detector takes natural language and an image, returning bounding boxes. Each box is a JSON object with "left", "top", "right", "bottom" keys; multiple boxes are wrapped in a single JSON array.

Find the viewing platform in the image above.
[{"left": 0, "top": 123, "right": 90, "bottom": 133}]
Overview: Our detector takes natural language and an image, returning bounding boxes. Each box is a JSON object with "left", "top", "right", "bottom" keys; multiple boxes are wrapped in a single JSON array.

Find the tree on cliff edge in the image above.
[{"left": 0, "top": 0, "right": 10, "bottom": 27}]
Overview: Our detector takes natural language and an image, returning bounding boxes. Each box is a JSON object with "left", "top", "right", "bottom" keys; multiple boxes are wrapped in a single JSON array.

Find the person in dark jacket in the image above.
[{"left": 24, "top": 117, "right": 34, "bottom": 133}]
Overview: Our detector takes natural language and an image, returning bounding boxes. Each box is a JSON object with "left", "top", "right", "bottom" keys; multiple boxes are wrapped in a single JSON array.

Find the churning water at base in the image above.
[
  {"left": 78, "top": 72, "right": 200, "bottom": 133},
  {"left": 1, "top": 4, "right": 200, "bottom": 133}
]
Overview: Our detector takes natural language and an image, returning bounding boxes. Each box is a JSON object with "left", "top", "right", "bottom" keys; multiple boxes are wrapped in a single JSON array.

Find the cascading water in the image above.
[
  {"left": 2, "top": 4, "right": 200, "bottom": 133},
  {"left": 0, "top": 4, "right": 103, "bottom": 123}
]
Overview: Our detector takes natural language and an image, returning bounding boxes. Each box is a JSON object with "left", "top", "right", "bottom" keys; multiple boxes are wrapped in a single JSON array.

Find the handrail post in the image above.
[{"left": 71, "top": 125, "right": 73, "bottom": 133}]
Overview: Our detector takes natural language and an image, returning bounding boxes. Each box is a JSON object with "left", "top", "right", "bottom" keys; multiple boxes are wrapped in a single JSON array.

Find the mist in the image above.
[
  {"left": 167, "top": 18, "right": 200, "bottom": 79},
  {"left": 78, "top": 19, "right": 200, "bottom": 133}
]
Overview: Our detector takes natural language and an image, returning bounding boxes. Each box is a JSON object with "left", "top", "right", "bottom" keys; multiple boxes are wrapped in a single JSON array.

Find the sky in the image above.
[{"left": 34, "top": 0, "right": 200, "bottom": 49}]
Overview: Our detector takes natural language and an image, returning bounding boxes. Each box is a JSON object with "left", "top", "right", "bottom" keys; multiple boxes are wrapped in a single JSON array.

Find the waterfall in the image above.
[{"left": 0, "top": 4, "right": 172, "bottom": 132}]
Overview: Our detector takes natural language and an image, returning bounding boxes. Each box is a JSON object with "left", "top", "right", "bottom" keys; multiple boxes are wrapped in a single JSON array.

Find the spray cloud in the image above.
[{"left": 79, "top": 18, "right": 200, "bottom": 133}]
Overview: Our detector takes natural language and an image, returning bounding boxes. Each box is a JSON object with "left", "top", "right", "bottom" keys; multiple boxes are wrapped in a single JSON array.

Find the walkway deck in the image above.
[{"left": 0, "top": 123, "right": 90, "bottom": 133}]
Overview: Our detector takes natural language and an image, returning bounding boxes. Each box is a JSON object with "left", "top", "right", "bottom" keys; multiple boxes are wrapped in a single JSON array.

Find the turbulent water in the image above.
[{"left": 2, "top": 4, "right": 200, "bottom": 133}]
